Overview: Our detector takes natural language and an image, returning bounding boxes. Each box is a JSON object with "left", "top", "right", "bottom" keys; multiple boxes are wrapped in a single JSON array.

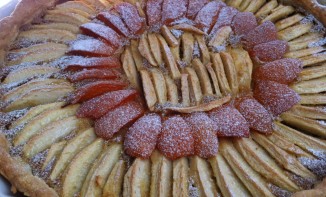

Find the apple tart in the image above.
[{"left": 0, "top": 0, "right": 325, "bottom": 196}]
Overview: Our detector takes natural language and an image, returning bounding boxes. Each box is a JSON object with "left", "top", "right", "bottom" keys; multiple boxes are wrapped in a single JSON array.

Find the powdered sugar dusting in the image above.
[
  {"left": 268, "top": 184, "right": 292, "bottom": 197},
  {"left": 299, "top": 157, "right": 326, "bottom": 178}
]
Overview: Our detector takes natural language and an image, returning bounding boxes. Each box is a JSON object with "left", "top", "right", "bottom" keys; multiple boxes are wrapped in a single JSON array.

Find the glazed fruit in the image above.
[
  {"left": 252, "top": 40, "right": 288, "bottom": 62},
  {"left": 67, "top": 69, "right": 120, "bottom": 82}
]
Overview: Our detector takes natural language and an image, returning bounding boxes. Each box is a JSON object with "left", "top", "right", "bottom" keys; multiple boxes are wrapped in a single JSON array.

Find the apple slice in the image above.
[
  {"left": 195, "top": 1, "right": 226, "bottom": 32},
  {"left": 77, "top": 89, "right": 138, "bottom": 119},
  {"left": 97, "top": 11, "right": 131, "bottom": 37},
  {"left": 121, "top": 47, "right": 140, "bottom": 89},
  {"left": 161, "top": 25, "right": 179, "bottom": 47},
  {"left": 64, "top": 57, "right": 121, "bottom": 71},
  {"left": 94, "top": 101, "right": 144, "bottom": 139},
  {"left": 181, "top": 32, "right": 195, "bottom": 66},
  {"left": 172, "top": 158, "right": 189, "bottom": 196},
  {"left": 151, "top": 69, "right": 167, "bottom": 104},
  {"left": 68, "top": 39, "right": 115, "bottom": 57},
  {"left": 17, "top": 29, "right": 76, "bottom": 43},
  {"left": 31, "top": 23, "right": 80, "bottom": 34},
  {"left": 184, "top": 67, "right": 202, "bottom": 105},
  {"left": 140, "top": 69, "right": 157, "bottom": 111},
  {"left": 164, "top": 75, "right": 179, "bottom": 105},
  {"left": 161, "top": 0, "right": 187, "bottom": 25},
  {"left": 102, "top": 160, "right": 126, "bottom": 197},
  {"left": 173, "top": 24, "right": 205, "bottom": 35},
  {"left": 192, "top": 58, "right": 213, "bottom": 95},
  {"left": 68, "top": 69, "right": 120, "bottom": 82},
  {"left": 69, "top": 80, "right": 128, "bottom": 104},
  {"left": 80, "top": 23, "right": 122, "bottom": 48},
  {"left": 220, "top": 51, "right": 239, "bottom": 95},
  {"left": 139, "top": 34, "right": 157, "bottom": 66}
]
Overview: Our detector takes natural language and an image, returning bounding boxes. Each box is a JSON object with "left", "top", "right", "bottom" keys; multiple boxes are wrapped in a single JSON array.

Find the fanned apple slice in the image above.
[
  {"left": 277, "top": 23, "right": 313, "bottom": 41},
  {"left": 251, "top": 131, "right": 317, "bottom": 180},
  {"left": 44, "top": 12, "right": 90, "bottom": 26},
  {"left": 184, "top": 67, "right": 202, "bottom": 105},
  {"left": 7, "top": 43, "right": 67, "bottom": 66},
  {"left": 140, "top": 69, "right": 157, "bottom": 110},
  {"left": 173, "top": 24, "right": 205, "bottom": 35},
  {"left": 4, "top": 85, "right": 73, "bottom": 112},
  {"left": 291, "top": 77, "right": 326, "bottom": 94},
  {"left": 181, "top": 32, "right": 195, "bottom": 66},
  {"left": 42, "top": 141, "right": 67, "bottom": 170},
  {"left": 205, "top": 63, "right": 222, "bottom": 97},
  {"left": 170, "top": 40, "right": 181, "bottom": 62},
  {"left": 157, "top": 35, "right": 181, "bottom": 79},
  {"left": 68, "top": 39, "right": 115, "bottom": 57},
  {"left": 290, "top": 105, "right": 326, "bottom": 120},
  {"left": 102, "top": 160, "right": 126, "bottom": 197},
  {"left": 262, "top": 5, "right": 295, "bottom": 23},
  {"left": 161, "top": 25, "right": 178, "bottom": 47},
  {"left": 150, "top": 150, "right": 172, "bottom": 197},
  {"left": 81, "top": 0, "right": 108, "bottom": 9},
  {"left": 166, "top": 95, "right": 231, "bottom": 113},
  {"left": 288, "top": 33, "right": 323, "bottom": 51},
  {"left": 273, "top": 122, "right": 326, "bottom": 157},
  {"left": 123, "top": 158, "right": 151, "bottom": 197},
  {"left": 23, "top": 116, "right": 91, "bottom": 159},
  {"left": 195, "top": 35, "right": 210, "bottom": 65},
  {"left": 192, "top": 59, "right": 213, "bottom": 95},
  {"left": 275, "top": 14, "right": 304, "bottom": 31},
  {"left": 173, "top": 158, "right": 189, "bottom": 197},
  {"left": 56, "top": 1, "right": 96, "bottom": 15},
  {"left": 300, "top": 53, "right": 326, "bottom": 67},
  {"left": 139, "top": 34, "right": 157, "bottom": 66},
  {"left": 299, "top": 63, "right": 326, "bottom": 81},
  {"left": 280, "top": 112, "right": 326, "bottom": 138},
  {"left": 208, "top": 26, "right": 232, "bottom": 48},
  {"left": 230, "top": 47, "right": 253, "bottom": 92},
  {"left": 255, "top": 0, "right": 278, "bottom": 18},
  {"left": 10, "top": 102, "right": 64, "bottom": 129},
  {"left": 220, "top": 52, "right": 239, "bottom": 95},
  {"left": 3, "top": 65, "right": 59, "bottom": 84},
  {"left": 151, "top": 69, "right": 167, "bottom": 104},
  {"left": 129, "top": 40, "right": 143, "bottom": 71},
  {"left": 148, "top": 33, "right": 163, "bottom": 65},
  {"left": 219, "top": 140, "right": 275, "bottom": 197},
  {"left": 164, "top": 75, "right": 179, "bottom": 105},
  {"left": 61, "top": 139, "right": 104, "bottom": 197},
  {"left": 190, "top": 156, "right": 219, "bottom": 197},
  {"left": 48, "top": 8, "right": 91, "bottom": 19},
  {"left": 17, "top": 29, "right": 76, "bottom": 43},
  {"left": 227, "top": 0, "right": 242, "bottom": 8},
  {"left": 285, "top": 46, "right": 325, "bottom": 59},
  {"left": 121, "top": 47, "right": 140, "bottom": 89},
  {"left": 80, "top": 144, "right": 122, "bottom": 197},
  {"left": 181, "top": 73, "right": 190, "bottom": 107},
  {"left": 31, "top": 23, "right": 80, "bottom": 34},
  {"left": 210, "top": 53, "right": 231, "bottom": 95},
  {"left": 13, "top": 104, "right": 79, "bottom": 146},
  {"left": 300, "top": 94, "right": 326, "bottom": 105},
  {"left": 64, "top": 56, "right": 121, "bottom": 71},
  {"left": 209, "top": 154, "right": 251, "bottom": 197},
  {"left": 233, "top": 138, "right": 300, "bottom": 192},
  {"left": 244, "top": 0, "right": 266, "bottom": 13},
  {"left": 50, "top": 128, "right": 97, "bottom": 181}
]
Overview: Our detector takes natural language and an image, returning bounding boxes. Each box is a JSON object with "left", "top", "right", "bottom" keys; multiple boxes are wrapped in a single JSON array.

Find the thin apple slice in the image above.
[
  {"left": 14, "top": 104, "right": 79, "bottom": 146},
  {"left": 47, "top": 8, "right": 90, "bottom": 20},
  {"left": 205, "top": 63, "right": 222, "bottom": 97},
  {"left": 190, "top": 156, "right": 219, "bottom": 197},
  {"left": 97, "top": 11, "right": 131, "bottom": 37},
  {"left": 42, "top": 141, "right": 67, "bottom": 170},
  {"left": 227, "top": 0, "right": 242, "bottom": 8},
  {"left": 151, "top": 69, "right": 167, "bottom": 104},
  {"left": 173, "top": 158, "right": 189, "bottom": 196},
  {"left": 56, "top": 1, "right": 96, "bottom": 15},
  {"left": 44, "top": 12, "right": 90, "bottom": 26},
  {"left": 166, "top": 95, "right": 231, "bottom": 113},
  {"left": 210, "top": 53, "right": 231, "bottom": 94},
  {"left": 61, "top": 139, "right": 104, "bottom": 197},
  {"left": 243, "top": 0, "right": 266, "bottom": 13},
  {"left": 181, "top": 32, "right": 195, "bottom": 66},
  {"left": 300, "top": 53, "right": 326, "bottom": 67},
  {"left": 208, "top": 26, "right": 232, "bottom": 49},
  {"left": 275, "top": 14, "right": 304, "bottom": 31},
  {"left": 290, "top": 105, "right": 326, "bottom": 120},
  {"left": 209, "top": 154, "right": 251, "bottom": 197},
  {"left": 146, "top": 0, "right": 163, "bottom": 26},
  {"left": 300, "top": 94, "right": 326, "bottom": 105},
  {"left": 220, "top": 52, "right": 239, "bottom": 95},
  {"left": 140, "top": 69, "right": 157, "bottom": 110},
  {"left": 161, "top": 25, "right": 178, "bottom": 47},
  {"left": 262, "top": 5, "right": 295, "bottom": 23},
  {"left": 195, "top": 35, "right": 210, "bottom": 65},
  {"left": 299, "top": 63, "right": 326, "bottom": 81},
  {"left": 81, "top": 0, "right": 109, "bottom": 9},
  {"left": 130, "top": 39, "right": 144, "bottom": 71},
  {"left": 233, "top": 138, "right": 300, "bottom": 192},
  {"left": 50, "top": 128, "right": 97, "bottom": 181},
  {"left": 23, "top": 116, "right": 91, "bottom": 159},
  {"left": 80, "top": 144, "right": 122, "bottom": 197},
  {"left": 139, "top": 33, "right": 157, "bottom": 66},
  {"left": 173, "top": 24, "right": 205, "bottom": 35},
  {"left": 121, "top": 47, "right": 140, "bottom": 89},
  {"left": 255, "top": 0, "right": 278, "bottom": 18},
  {"left": 17, "top": 29, "right": 76, "bottom": 43},
  {"left": 184, "top": 67, "right": 202, "bottom": 105},
  {"left": 148, "top": 33, "right": 163, "bottom": 65},
  {"left": 284, "top": 46, "right": 325, "bottom": 59},
  {"left": 123, "top": 158, "right": 151, "bottom": 197},
  {"left": 288, "top": 33, "right": 323, "bottom": 51},
  {"left": 192, "top": 58, "right": 213, "bottom": 95},
  {"left": 68, "top": 38, "right": 116, "bottom": 57},
  {"left": 31, "top": 23, "right": 80, "bottom": 34},
  {"left": 181, "top": 73, "right": 190, "bottom": 107},
  {"left": 291, "top": 77, "right": 326, "bottom": 94},
  {"left": 64, "top": 57, "right": 121, "bottom": 71},
  {"left": 164, "top": 75, "right": 179, "bottom": 105},
  {"left": 220, "top": 140, "right": 275, "bottom": 197},
  {"left": 102, "top": 160, "right": 126, "bottom": 197},
  {"left": 150, "top": 150, "right": 172, "bottom": 197}
]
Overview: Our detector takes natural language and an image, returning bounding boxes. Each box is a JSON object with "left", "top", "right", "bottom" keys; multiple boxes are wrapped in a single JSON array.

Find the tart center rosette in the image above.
[{"left": 61, "top": 0, "right": 305, "bottom": 160}]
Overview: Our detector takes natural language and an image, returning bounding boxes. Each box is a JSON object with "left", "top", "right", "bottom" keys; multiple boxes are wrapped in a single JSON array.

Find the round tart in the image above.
[{"left": 0, "top": 0, "right": 325, "bottom": 197}]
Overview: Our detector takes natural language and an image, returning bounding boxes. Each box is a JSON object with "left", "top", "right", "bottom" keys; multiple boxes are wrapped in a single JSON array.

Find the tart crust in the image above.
[{"left": 0, "top": 0, "right": 325, "bottom": 197}]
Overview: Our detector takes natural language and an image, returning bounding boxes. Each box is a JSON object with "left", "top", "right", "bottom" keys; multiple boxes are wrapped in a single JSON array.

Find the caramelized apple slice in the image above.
[
  {"left": 209, "top": 6, "right": 238, "bottom": 37},
  {"left": 172, "top": 24, "right": 205, "bottom": 35},
  {"left": 31, "top": 23, "right": 80, "bottom": 34},
  {"left": 94, "top": 101, "right": 144, "bottom": 140},
  {"left": 130, "top": 39, "right": 144, "bottom": 70},
  {"left": 140, "top": 69, "right": 157, "bottom": 111},
  {"left": 253, "top": 80, "right": 300, "bottom": 116},
  {"left": 146, "top": 0, "right": 163, "bottom": 26},
  {"left": 68, "top": 39, "right": 115, "bottom": 57},
  {"left": 121, "top": 47, "right": 141, "bottom": 89},
  {"left": 187, "top": 0, "right": 209, "bottom": 19},
  {"left": 209, "top": 104, "right": 250, "bottom": 137},
  {"left": 252, "top": 40, "right": 288, "bottom": 62},
  {"left": 97, "top": 11, "right": 131, "bottom": 37},
  {"left": 220, "top": 52, "right": 239, "bottom": 95},
  {"left": 124, "top": 114, "right": 162, "bottom": 158},
  {"left": 148, "top": 33, "right": 163, "bottom": 65},
  {"left": 195, "top": 1, "right": 226, "bottom": 32},
  {"left": 139, "top": 33, "right": 157, "bottom": 66},
  {"left": 192, "top": 59, "right": 213, "bottom": 95},
  {"left": 161, "top": 0, "right": 187, "bottom": 25},
  {"left": 68, "top": 69, "right": 120, "bottom": 82},
  {"left": 64, "top": 57, "right": 121, "bottom": 71},
  {"left": 151, "top": 69, "right": 167, "bottom": 104},
  {"left": 235, "top": 97, "right": 273, "bottom": 134},
  {"left": 102, "top": 160, "right": 126, "bottom": 197},
  {"left": 164, "top": 75, "right": 179, "bottom": 105},
  {"left": 242, "top": 21, "right": 277, "bottom": 50},
  {"left": 253, "top": 58, "right": 303, "bottom": 84},
  {"left": 210, "top": 53, "right": 231, "bottom": 94},
  {"left": 184, "top": 67, "right": 202, "bottom": 104},
  {"left": 181, "top": 32, "right": 195, "bottom": 65},
  {"left": 80, "top": 23, "right": 122, "bottom": 48},
  {"left": 77, "top": 89, "right": 138, "bottom": 119},
  {"left": 262, "top": 5, "right": 295, "bottom": 23},
  {"left": 70, "top": 80, "right": 128, "bottom": 104},
  {"left": 231, "top": 12, "right": 257, "bottom": 35},
  {"left": 115, "top": 3, "right": 145, "bottom": 35},
  {"left": 157, "top": 116, "right": 194, "bottom": 160},
  {"left": 208, "top": 26, "right": 232, "bottom": 48}
]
